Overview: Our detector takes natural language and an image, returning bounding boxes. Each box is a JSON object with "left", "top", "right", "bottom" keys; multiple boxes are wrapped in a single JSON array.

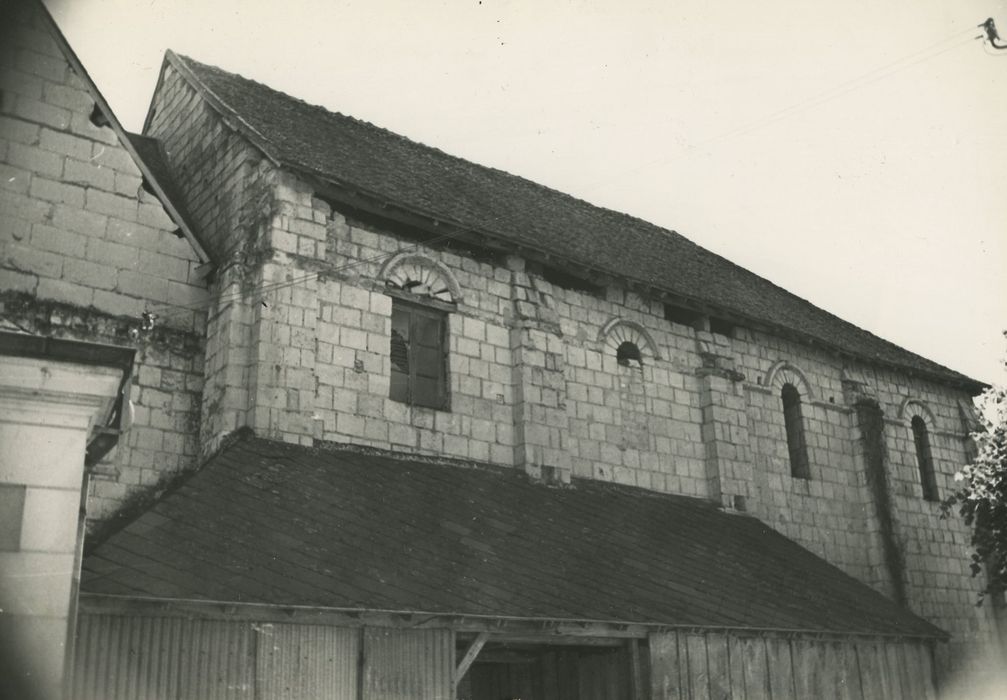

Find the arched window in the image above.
[
  {"left": 781, "top": 383, "right": 809, "bottom": 479},
  {"left": 380, "top": 253, "right": 457, "bottom": 410},
  {"left": 597, "top": 318, "right": 661, "bottom": 369},
  {"left": 912, "top": 416, "right": 938, "bottom": 501},
  {"left": 616, "top": 341, "right": 642, "bottom": 368}
]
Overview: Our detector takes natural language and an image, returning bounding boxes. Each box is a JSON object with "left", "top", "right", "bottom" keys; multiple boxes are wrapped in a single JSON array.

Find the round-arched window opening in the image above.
[{"left": 616, "top": 341, "right": 643, "bottom": 367}]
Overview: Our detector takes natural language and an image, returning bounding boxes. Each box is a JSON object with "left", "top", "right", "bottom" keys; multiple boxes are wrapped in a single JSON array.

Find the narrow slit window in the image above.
[
  {"left": 781, "top": 383, "right": 810, "bottom": 479},
  {"left": 912, "top": 416, "right": 938, "bottom": 501},
  {"left": 389, "top": 299, "right": 449, "bottom": 410}
]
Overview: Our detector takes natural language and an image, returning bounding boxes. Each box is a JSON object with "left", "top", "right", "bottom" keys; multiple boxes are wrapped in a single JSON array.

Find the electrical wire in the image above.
[
  {"left": 146, "top": 218, "right": 492, "bottom": 325},
  {"left": 710, "top": 35, "right": 978, "bottom": 146},
  {"left": 574, "top": 30, "right": 980, "bottom": 192},
  {"left": 709, "top": 29, "right": 978, "bottom": 145}
]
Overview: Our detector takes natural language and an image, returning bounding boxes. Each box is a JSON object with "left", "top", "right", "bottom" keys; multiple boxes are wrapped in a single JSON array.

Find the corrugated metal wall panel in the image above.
[
  {"left": 362, "top": 627, "right": 453, "bottom": 700},
  {"left": 177, "top": 618, "right": 254, "bottom": 699},
  {"left": 255, "top": 622, "right": 359, "bottom": 700},
  {"left": 74, "top": 614, "right": 185, "bottom": 700},
  {"left": 73, "top": 614, "right": 253, "bottom": 700},
  {"left": 648, "top": 631, "right": 936, "bottom": 700}
]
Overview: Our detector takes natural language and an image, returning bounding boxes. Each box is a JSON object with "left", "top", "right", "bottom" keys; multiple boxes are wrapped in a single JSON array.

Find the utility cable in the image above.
[
  {"left": 574, "top": 31, "right": 980, "bottom": 193},
  {"left": 145, "top": 217, "right": 493, "bottom": 326}
]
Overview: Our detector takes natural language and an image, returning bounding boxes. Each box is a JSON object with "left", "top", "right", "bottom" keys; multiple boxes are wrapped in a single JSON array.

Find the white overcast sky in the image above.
[{"left": 45, "top": 0, "right": 1007, "bottom": 386}]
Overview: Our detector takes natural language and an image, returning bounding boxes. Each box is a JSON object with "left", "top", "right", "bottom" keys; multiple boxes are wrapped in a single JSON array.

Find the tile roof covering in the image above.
[
  {"left": 158, "top": 52, "right": 980, "bottom": 391},
  {"left": 82, "top": 437, "right": 943, "bottom": 638}
]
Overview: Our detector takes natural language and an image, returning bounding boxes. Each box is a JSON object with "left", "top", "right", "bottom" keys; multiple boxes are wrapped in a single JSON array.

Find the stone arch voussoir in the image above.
[
  {"left": 379, "top": 252, "right": 462, "bottom": 304},
  {"left": 764, "top": 360, "right": 815, "bottom": 401},
  {"left": 597, "top": 318, "right": 662, "bottom": 362}
]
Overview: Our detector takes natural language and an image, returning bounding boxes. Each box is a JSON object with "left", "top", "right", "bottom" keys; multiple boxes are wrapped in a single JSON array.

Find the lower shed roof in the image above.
[{"left": 81, "top": 436, "right": 942, "bottom": 639}]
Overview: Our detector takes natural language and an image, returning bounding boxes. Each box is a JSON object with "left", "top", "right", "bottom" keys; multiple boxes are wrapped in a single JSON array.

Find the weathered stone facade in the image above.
[
  {"left": 142, "top": 64, "right": 999, "bottom": 680},
  {"left": 0, "top": 3, "right": 207, "bottom": 527},
  {"left": 2, "top": 2, "right": 1001, "bottom": 687}
]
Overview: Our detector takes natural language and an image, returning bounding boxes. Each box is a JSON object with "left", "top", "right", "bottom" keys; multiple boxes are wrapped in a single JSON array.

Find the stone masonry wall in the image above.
[
  {"left": 144, "top": 58, "right": 999, "bottom": 682},
  {"left": 311, "top": 188, "right": 997, "bottom": 678},
  {"left": 733, "top": 328, "right": 999, "bottom": 679},
  {"left": 145, "top": 61, "right": 275, "bottom": 454},
  {"left": 0, "top": 3, "right": 207, "bottom": 527}
]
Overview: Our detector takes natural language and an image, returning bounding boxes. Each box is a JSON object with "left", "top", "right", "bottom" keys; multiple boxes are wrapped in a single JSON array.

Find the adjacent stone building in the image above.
[
  {"left": 1, "top": 1, "right": 1001, "bottom": 697},
  {"left": 0, "top": 0, "right": 209, "bottom": 533}
]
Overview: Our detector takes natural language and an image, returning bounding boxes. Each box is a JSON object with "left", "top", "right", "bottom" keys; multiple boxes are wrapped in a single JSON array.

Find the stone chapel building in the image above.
[{"left": 0, "top": 1, "right": 1002, "bottom": 697}]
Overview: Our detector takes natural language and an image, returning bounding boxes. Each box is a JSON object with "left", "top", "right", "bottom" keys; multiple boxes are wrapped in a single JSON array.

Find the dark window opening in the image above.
[
  {"left": 456, "top": 639, "right": 643, "bottom": 700},
  {"left": 616, "top": 341, "right": 642, "bottom": 367},
  {"left": 782, "top": 383, "right": 810, "bottom": 479},
  {"left": 709, "top": 317, "right": 735, "bottom": 337},
  {"left": 540, "top": 266, "right": 603, "bottom": 296},
  {"left": 663, "top": 303, "right": 702, "bottom": 328},
  {"left": 389, "top": 299, "right": 449, "bottom": 410},
  {"left": 912, "top": 416, "right": 938, "bottom": 501},
  {"left": 89, "top": 102, "right": 111, "bottom": 128}
]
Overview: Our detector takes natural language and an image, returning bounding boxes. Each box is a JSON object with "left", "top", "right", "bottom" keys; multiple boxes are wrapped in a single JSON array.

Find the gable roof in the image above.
[
  {"left": 81, "top": 437, "right": 943, "bottom": 639},
  {"left": 25, "top": 1, "right": 209, "bottom": 264},
  {"left": 154, "top": 51, "right": 980, "bottom": 392}
]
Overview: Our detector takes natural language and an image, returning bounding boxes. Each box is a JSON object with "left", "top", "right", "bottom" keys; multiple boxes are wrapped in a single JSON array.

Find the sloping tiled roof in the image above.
[
  {"left": 82, "top": 437, "right": 943, "bottom": 638},
  {"left": 157, "top": 52, "right": 980, "bottom": 391}
]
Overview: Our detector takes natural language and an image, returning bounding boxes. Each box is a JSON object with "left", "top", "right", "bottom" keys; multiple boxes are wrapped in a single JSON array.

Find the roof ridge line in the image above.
[
  {"left": 159, "top": 52, "right": 982, "bottom": 390},
  {"left": 167, "top": 54, "right": 705, "bottom": 245}
]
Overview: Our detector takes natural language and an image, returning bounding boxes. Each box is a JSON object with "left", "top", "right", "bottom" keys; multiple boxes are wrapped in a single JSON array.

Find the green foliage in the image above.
[{"left": 942, "top": 341, "right": 1007, "bottom": 604}]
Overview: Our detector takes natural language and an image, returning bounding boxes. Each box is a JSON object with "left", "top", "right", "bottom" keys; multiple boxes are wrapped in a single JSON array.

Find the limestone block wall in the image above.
[
  {"left": 311, "top": 205, "right": 714, "bottom": 492},
  {"left": 309, "top": 185, "right": 997, "bottom": 676},
  {"left": 732, "top": 327, "right": 998, "bottom": 679},
  {"left": 0, "top": 3, "right": 208, "bottom": 528},
  {"left": 141, "top": 55, "right": 999, "bottom": 680},
  {"left": 554, "top": 287, "right": 707, "bottom": 495},
  {"left": 144, "top": 62, "right": 270, "bottom": 265},
  {"left": 145, "top": 60, "right": 280, "bottom": 453},
  {"left": 315, "top": 211, "right": 517, "bottom": 464}
]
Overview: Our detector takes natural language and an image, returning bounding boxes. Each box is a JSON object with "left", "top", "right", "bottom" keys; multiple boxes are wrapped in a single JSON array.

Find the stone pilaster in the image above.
[
  {"left": 853, "top": 396, "right": 907, "bottom": 606},
  {"left": 507, "top": 256, "right": 570, "bottom": 484},
  {"left": 200, "top": 173, "right": 327, "bottom": 452},
  {"left": 695, "top": 334, "right": 753, "bottom": 510}
]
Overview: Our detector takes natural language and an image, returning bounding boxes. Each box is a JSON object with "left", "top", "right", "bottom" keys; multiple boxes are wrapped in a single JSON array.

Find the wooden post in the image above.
[
  {"left": 628, "top": 638, "right": 645, "bottom": 700},
  {"left": 455, "top": 631, "right": 489, "bottom": 688}
]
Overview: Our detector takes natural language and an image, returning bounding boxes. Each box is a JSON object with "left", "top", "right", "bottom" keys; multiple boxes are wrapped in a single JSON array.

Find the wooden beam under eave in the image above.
[{"left": 455, "top": 631, "right": 489, "bottom": 686}]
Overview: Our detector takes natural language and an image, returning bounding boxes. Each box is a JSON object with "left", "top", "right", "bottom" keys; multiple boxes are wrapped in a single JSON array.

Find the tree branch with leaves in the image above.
[{"left": 942, "top": 332, "right": 1007, "bottom": 604}]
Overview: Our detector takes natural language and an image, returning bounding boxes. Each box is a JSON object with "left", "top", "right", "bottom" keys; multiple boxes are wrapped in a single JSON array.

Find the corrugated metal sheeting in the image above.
[
  {"left": 73, "top": 614, "right": 450, "bottom": 700},
  {"left": 256, "top": 623, "right": 359, "bottom": 700},
  {"left": 74, "top": 613, "right": 937, "bottom": 700},
  {"left": 73, "top": 615, "right": 254, "bottom": 699},
  {"left": 649, "top": 631, "right": 937, "bottom": 700},
  {"left": 362, "top": 628, "right": 453, "bottom": 700}
]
